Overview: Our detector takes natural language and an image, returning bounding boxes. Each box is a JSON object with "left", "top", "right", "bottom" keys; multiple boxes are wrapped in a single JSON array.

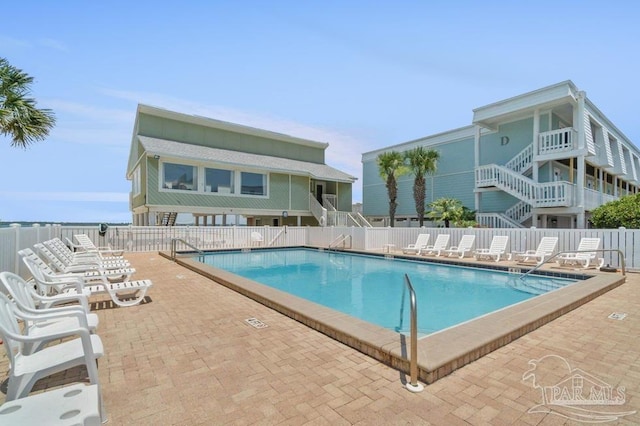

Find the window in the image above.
[
  {"left": 241, "top": 172, "right": 266, "bottom": 195},
  {"left": 163, "top": 162, "right": 197, "bottom": 191},
  {"left": 205, "top": 167, "right": 234, "bottom": 193}
]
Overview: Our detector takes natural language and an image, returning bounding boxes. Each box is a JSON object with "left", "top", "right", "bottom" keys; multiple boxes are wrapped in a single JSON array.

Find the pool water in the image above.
[{"left": 201, "top": 248, "right": 576, "bottom": 335}]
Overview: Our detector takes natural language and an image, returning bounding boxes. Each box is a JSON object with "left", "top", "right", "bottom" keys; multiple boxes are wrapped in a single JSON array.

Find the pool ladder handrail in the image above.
[
  {"left": 520, "top": 248, "right": 626, "bottom": 280},
  {"left": 170, "top": 238, "right": 205, "bottom": 261},
  {"left": 328, "top": 234, "right": 352, "bottom": 250},
  {"left": 403, "top": 274, "right": 424, "bottom": 393}
]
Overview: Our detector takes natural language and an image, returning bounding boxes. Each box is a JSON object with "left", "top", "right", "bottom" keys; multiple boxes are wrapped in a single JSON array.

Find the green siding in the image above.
[
  {"left": 138, "top": 114, "right": 325, "bottom": 164},
  {"left": 337, "top": 182, "right": 352, "bottom": 211},
  {"left": 290, "top": 176, "right": 309, "bottom": 210}
]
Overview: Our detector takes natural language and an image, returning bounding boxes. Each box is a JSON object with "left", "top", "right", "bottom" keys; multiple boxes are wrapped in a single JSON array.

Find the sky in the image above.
[{"left": 1, "top": 1, "right": 639, "bottom": 223}]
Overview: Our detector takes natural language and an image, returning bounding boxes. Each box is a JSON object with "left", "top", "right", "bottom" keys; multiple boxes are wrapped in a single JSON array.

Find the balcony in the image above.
[{"left": 537, "top": 127, "right": 577, "bottom": 158}]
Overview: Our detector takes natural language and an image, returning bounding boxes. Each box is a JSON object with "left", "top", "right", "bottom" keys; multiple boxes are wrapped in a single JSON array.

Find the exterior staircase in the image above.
[
  {"left": 476, "top": 141, "right": 574, "bottom": 228},
  {"left": 160, "top": 212, "right": 178, "bottom": 226},
  {"left": 310, "top": 193, "right": 373, "bottom": 227}
]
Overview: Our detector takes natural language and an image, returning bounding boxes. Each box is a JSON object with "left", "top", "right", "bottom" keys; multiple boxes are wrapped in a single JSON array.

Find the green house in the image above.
[{"left": 126, "top": 105, "right": 356, "bottom": 226}]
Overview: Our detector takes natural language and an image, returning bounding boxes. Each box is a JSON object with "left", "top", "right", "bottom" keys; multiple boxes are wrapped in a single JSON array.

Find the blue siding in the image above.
[
  {"left": 363, "top": 137, "right": 475, "bottom": 216},
  {"left": 479, "top": 191, "right": 519, "bottom": 213},
  {"left": 479, "top": 117, "right": 533, "bottom": 166}
]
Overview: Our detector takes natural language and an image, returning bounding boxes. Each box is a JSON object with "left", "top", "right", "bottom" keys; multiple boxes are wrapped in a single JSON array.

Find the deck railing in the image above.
[
  {"left": 476, "top": 164, "right": 573, "bottom": 207},
  {"left": 538, "top": 127, "right": 577, "bottom": 156}
]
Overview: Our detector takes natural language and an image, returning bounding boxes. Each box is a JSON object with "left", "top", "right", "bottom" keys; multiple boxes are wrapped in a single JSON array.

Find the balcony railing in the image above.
[
  {"left": 538, "top": 127, "right": 577, "bottom": 156},
  {"left": 584, "top": 188, "right": 618, "bottom": 211}
]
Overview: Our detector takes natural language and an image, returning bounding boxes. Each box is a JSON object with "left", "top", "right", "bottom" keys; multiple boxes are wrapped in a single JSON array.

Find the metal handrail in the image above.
[
  {"left": 268, "top": 227, "right": 287, "bottom": 247},
  {"left": 403, "top": 274, "right": 423, "bottom": 392},
  {"left": 520, "top": 248, "right": 626, "bottom": 280},
  {"left": 170, "top": 238, "right": 204, "bottom": 261},
  {"left": 328, "top": 234, "right": 352, "bottom": 249}
]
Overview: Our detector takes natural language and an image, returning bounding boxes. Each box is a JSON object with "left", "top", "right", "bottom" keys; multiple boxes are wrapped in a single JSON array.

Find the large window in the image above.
[
  {"left": 163, "top": 162, "right": 197, "bottom": 191},
  {"left": 205, "top": 167, "right": 234, "bottom": 193},
  {"left": 241, "top": 172, "right": 266, "bottom": 195}
]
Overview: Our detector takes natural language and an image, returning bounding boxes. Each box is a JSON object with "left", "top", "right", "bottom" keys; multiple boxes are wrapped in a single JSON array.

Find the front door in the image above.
[{"left": 316, "top": 183, "right": 324, "bottom": 205}]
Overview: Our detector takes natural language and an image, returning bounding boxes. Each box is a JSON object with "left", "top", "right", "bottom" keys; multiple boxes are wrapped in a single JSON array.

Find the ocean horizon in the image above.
[{"left": 0, "top": 221, "right": 131, "bottom": 228}]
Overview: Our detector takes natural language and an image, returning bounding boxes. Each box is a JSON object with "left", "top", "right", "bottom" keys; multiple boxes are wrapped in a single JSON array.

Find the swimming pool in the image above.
[
  {"left": 199, "top": 248, "right": 576, "bottom": 335},
  {"left": 175, "top": 246, "right": 624, "bottom": 384}
]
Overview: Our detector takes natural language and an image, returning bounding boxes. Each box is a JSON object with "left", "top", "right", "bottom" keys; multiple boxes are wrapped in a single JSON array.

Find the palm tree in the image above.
[
  {"left": 427, "top": 197, "right": 463, "bottom": 228},
  {"left": 376, "top": 151, "right": 408, "bottom": 227},
  {"left": 405, "top": 147, "right": 440, "bottom": 227},
  {"left": 0, "top": 57, "right": 55, "bottom": 148}
]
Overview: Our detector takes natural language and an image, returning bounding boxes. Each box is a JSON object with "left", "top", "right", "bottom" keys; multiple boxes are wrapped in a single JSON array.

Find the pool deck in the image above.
[{"left": 1, "top": 251, "right": 639, "bottom": 425}]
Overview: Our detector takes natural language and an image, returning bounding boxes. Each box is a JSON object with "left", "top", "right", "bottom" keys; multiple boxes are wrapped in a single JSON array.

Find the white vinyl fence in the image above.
[{"left": 1, "top": 224, "right": 638, "bottom": 276}]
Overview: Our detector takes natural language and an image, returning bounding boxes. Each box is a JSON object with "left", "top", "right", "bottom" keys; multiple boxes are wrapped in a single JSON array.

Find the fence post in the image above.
[{"left": 11, "top": 223, "right": 21, "bottom": 274}]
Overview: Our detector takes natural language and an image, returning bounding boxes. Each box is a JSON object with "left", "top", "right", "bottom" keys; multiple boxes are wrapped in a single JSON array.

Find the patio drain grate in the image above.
[
  {"left": 245, "top": 317, "right": 268, "bottom": 328},
  {"left": 608, "top": 312, "right": 627, "bottom": 320}
]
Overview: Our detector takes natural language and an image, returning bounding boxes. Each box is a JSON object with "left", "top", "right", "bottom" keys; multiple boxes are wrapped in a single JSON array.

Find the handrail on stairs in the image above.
[
  {"left": 328, "top": 234, "right": 352, "bottom": 249},
  {"left": 403, "top": 274, "right": 423, "bottom": 393},
  {"left": 170, "top": 238, "right": 205, "bottom": 261},
  {"left": 520, "top": 249, "right": 626, "bottom": 280},
  {"left": 268, "top": 227, "right": 287, "bottom": 247}
]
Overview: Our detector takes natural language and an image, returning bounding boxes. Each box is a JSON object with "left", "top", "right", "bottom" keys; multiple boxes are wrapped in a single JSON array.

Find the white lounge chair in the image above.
[
  {"left": 442, "top": 235, "right": 475, "bottom": 258},
  {"left": 0, "top": 271, "right": 98, "bottom": 354},
  {"left": 512, "top": 237, "right": 558, "bottom": 266},
  {"left": 33, "top": 244, "right": 136, "bottom": 282},
  {"left": 474, "top": 236, "right": 509, "bottom": 262},
  {"left": 556, "top": 237, "right": 604, "bottom": 269},
  {"left": 420, "top": 234, "right": 450, "bottom": 256},
  {"left": 44, "top": 238, "right": 130, "bottom": 268},
  {"left": 402, "top": 234, "right": 430, "bottom": 254},
  {"left": 71, "top": 233, "right": 125, "bottom": 258},
  {"left": 0, "top": 292, "right": 104, "bottom": 401},
  {"left": 20, "top": 248, "right": 153, "bottom": 308}
]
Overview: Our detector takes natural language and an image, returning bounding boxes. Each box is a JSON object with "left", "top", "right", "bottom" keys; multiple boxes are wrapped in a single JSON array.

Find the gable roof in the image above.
[{"left": 138, "top": 135, "right": 356, "bottom": 182}]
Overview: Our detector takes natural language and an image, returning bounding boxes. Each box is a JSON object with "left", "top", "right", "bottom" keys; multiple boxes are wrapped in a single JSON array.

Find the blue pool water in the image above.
[{"left": 201, "top": 248, "right": 577, "bottom": 335}]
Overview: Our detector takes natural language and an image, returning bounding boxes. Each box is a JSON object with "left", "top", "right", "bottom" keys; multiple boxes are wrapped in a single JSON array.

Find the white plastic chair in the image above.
[
  {"left": 0, "top": 383, "right": 104, "bottom": 425},
  {"left": 0, "top": 271, "right": 98, "bottom": 354},
  {"left": 512, "top": 237, "right": 558, "bottom": 265},
  {"left": 250, "top": 232, "right": 264, "bottom": 246},
  {"left": 402, "top": 234, "right": 430, "bottom": 254},
  {"left": 419, "top": 234, "right": 450, "bottom": 256},
  {"left": 556, "top": 237, "right": 604, "bottom": 269},
  {"left": 0, "top": 292, "right": 104, "bottom": 401},
  {"left": 474, "top": 236, "right": 510, "bottom": 262},
  {"left": 442, "top": 235, "right": 475, "bottom": 258}
]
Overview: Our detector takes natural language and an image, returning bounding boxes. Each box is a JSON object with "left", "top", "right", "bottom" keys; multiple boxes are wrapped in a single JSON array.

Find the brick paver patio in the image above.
[{"left": 1, "top": 252, "right": 638, "bottom": 425}]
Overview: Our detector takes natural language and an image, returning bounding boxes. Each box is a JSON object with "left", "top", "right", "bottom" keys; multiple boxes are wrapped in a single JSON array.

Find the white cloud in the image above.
[
  {"left": 45, "top": 100, "right": 132, "bottom": 123},
  {"left": 0, "top": 35, "right": 31, "bottom": 49},
  {"left": 0, "top": 192, "right": 129, "bottom": 202},
  {"left": 38, "top": 38, "right": 68, "bottom": 52},
  {"left": 42, "top": 99, "right": 134, "bottom": 147}
]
